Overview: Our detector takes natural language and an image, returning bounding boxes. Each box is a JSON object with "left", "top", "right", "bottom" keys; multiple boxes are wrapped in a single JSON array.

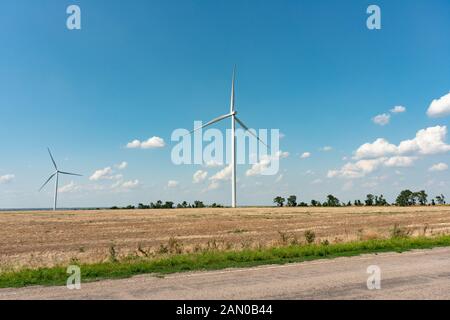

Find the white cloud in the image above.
[
  {"left": 328, "top": 158, "right": 386, "bottom": 179},
  {"left": 427, "top": 92, "right": 450, "bottom": 118},
  {"left": 206, "top": 181, "right": 220, "bottom": 191},
  {"left": 121, "top": 180, "right": 140, "bottom": 189},
  {"left": 89, "top": 166, "right": 123, "bottom": 181},
  {"left": 193, "top": 170, "right": 208, "bottom": 183},
  {"left": 354, "top": 126, "right": 450, "bottom": 160},
  {"left": 167, "top": 180, "right": 179, "bottom": 188},
  {"left": 126, "top": 136, "right": 165, "bottom": 149},
  {"left": 59, "top": 181, "right": 79, "bottom": 194},
  {"left": 354, "top": 138, "right": 398, "bottom": 159},
  {"left": 116, "top": 161, "right": 128, "bottom": 170},
  {"left": 321, "top": 146, "right": 333, "bottom": 152},
  {"left": 429, "top": 163, "right": 448, "bottom": 172},
  {"left": 300, "top": 152, "right": 311, "bottom": 159},
  {"left": 210, "top": 165, "right": 232, "bottom": 181},
  {"left": 398, "top": 126, "right": 450, "bottom": 155},
  {"left": 373, "top": 113, "right": 391, "bottom": 126},
  {"left": 390, "top": 105, "right": 406, "bottom": 113},
  {"left": 89, "top": 167, "right": 112, "bottom": 181},
  {"left": 311, "top": 178, "right": 322, "bottom": 184},
  {"left": 203, "top": 160, "right": 223, "bottom": 168},
  {"left": 0, "top": 174, "right": 14, "bottom": 184},
  {"left": 245, "top": 151, "right": 289, "bottom": 177},
  {"left": 383, "top": 156, "right": 416, "bottom": 168}
]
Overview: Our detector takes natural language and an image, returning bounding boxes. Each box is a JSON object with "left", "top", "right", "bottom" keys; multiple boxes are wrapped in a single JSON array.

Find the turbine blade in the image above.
[
  {"left": 235, "top": 117, "right": 269, "bottom": 148},
  {"left": 230, "top": 66, "right": 236, "bottom": 113},
  {"left": 39, "top": 173, "right": 56, "bottom": 191},
  {"left": 59, "top": 171, "right": 82, "bottom": 177},
  {"left": 47, "top": 148, "right": 58, "bottom": 170},
  {"left": 186, "top": 113, "right": 233, "bottom": 135}
]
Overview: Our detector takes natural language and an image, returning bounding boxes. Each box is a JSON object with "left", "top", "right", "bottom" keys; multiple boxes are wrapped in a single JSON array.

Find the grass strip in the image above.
[{"left": 1, "top": 235, "right": 450, "bottom": 288}]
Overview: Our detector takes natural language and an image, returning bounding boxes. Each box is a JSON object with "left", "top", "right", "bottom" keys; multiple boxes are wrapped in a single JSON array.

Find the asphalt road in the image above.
[{"left": 1, "top": 247, "right": 450, "bottom": 300}]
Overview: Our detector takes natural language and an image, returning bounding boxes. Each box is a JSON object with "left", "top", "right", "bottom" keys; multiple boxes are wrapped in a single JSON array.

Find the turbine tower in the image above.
[
  {"left": 39, "top": 148, "right": 82, "bottom": 211},
  {"left": 188, "top": 67, "right": 267, "bottom": 208}
]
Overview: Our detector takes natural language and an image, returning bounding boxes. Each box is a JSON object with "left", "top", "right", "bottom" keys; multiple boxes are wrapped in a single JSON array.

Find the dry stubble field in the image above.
[{"left": 1, "top": 206, "right": 450, "bottom": 271}]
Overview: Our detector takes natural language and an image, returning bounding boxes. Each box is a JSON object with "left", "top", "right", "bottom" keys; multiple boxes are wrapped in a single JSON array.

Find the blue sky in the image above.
[{"left": 1, "top": 0, "right": 449, "bottom": 208}]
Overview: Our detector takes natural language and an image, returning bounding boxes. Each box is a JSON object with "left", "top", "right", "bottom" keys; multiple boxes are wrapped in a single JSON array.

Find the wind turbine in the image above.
[
  {"left": 39, "top": 148, "right": 82, "bottom": 211},
  {"left": 188, "top": 67, "right": 267, "bottom": 208}
]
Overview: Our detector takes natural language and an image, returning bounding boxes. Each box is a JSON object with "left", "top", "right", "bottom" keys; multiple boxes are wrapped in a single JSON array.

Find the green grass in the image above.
[{"left": 1, "top": 235, "right": 450, "bottom": 288}]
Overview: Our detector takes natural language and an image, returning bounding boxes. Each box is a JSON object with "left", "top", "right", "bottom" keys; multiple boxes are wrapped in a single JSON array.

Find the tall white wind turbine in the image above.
[
  {"left": 39, "top": 148, "right": 82, "bottom": 211},
  {"left": 188, "top": 67, "right": 267, "bottom": 208}
]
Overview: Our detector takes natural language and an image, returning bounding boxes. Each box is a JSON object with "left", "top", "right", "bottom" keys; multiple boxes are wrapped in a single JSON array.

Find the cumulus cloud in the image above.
[
  {"left": 354, "top": 138, "right": 397, "bottom": 159},
  {"left": 89, "top": 167, "right": 122, "bottom": 181},
  {"left": 383, "top": 156, "right": 416, "bottom": 168},
  {"left": 321, "top": 146, "right": 333, "bottom": 152},
  {"left": 327, "top": 156, "right": 416, "bottom": 179},
  {"left": 126, "top": 136, "right": 165, "bottom": 149},
  {"left": 167, "top": 180, "right": 179, "bottom": 188},
  {"left": 427, "top": 92, "right": 450, "bottom": 118},
  {"left": 373, "top": 113, "right": 391, "bottom": 126},
  {"left": 354, "top": 126, "right": 450, "bottom": 160},
  {"left": 300, "top": 152, "right": 311, "bottom": 159},
  {"left": 116, "top": 161, "right": 128, "bottom": 170},
  {"left": 203, "top": 160, "right": 223, "bottom": 168},
  {"left": 0, "top": 174, "right": 14, "bottom": 184},
  {"left": 210, "top": 165, "right": 233, "bottom": 181},
  {"left": 246, "top": 151, "right": 289, "bottom": 177},
  {"left": 193, "top": 170, "right": 208, "bottom": 183},
  {"left": 122, "top": 180, "right": 140, "bottom": 189},
  {"left": 429, "top": 163, "right": 448, "bottom": 172},
  {"left": 59, "top": 181, "right": 79, "bottom": 194},
  {"left": 327, "top": 158, "right": 386, "bottom": 179},
  {"left": 390, "top": 105, "right": 406, "bottom": 113}
]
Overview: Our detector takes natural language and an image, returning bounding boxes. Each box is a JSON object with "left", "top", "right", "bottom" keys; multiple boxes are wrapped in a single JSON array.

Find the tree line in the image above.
[
  {"left": 273, "top": 190, "right": 447, "bottom": 207},
  {"left": 110, "top": 200, "right": 224, "bottom": 210}
]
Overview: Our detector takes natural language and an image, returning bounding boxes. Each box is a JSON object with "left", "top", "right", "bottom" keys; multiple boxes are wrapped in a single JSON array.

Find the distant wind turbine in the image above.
[
  {"left": 187, "top": 67, "right": 267, "bottom": 208},
  {"left": 39, "top": 148, "right": 82, "bottom": 211}
]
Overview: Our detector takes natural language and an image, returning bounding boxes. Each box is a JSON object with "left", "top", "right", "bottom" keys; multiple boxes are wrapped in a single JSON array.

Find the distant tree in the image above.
[
  {"left": 273, "top": 196, "right": 285, "bottom": 207},
  {"left": 287, "top": 195, "right": 297, "bottom": 207},
  {"left": 415, "top": 190, "right": 428, "bottom": 206},
  {"left": 210, "top": 203, "right": 223, "bottom": 208},
  {"left": 163, "top": 201, "right": 174, "bottom": 209},
  {"left": 194, "top": 200, "right": 205, "bottom": 208},
  {"left": 431, "top": 199, "right": 436, "bottom": 206},
  {"left": 310, "top": 200, "right": 320, "bottom": 207},
  {"left": 396, "top": 190, "right": 414, "bottom": 206},
  {"left": 181, "top": 201, "right": 188, "bottom": 208},
  {"left": 347, "top": 201, "right": 352, "bottom": 206},
  {"left": 375, "top": 195, "right": 388, "bottom": 206},
  {"left": 110, "top": 206, "right": 119, "bottom": 210},
  {"left": 354, "top": 200, "right": 362, "bottom": 206},
  {"left": 365, "top": 194, "right": 375, "bottom": 206},
  {"left": 298, "top": 202, "right": 308, "bottom": 207},
  {"left": 436, "top": 194, "right": 446, "bottom": 205},
  {"left": 326, "top": 194, "right": 340, "bottom": 207},
  {"left": 125, "top": 205, "right": 135, "bottom": 210}
]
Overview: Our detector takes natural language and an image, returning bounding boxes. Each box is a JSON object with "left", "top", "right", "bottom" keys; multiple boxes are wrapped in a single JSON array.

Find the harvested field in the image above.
[{"left": 1, "top": 206, "right": 450, "bottom": 271}]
